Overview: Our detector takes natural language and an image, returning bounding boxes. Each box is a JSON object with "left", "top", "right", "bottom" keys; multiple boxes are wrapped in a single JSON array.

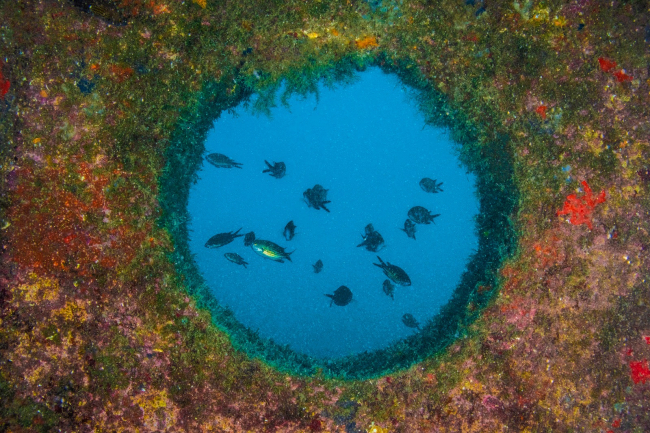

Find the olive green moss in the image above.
[{"left": 159, "top": 53, "right": 518, "bottom": 379}]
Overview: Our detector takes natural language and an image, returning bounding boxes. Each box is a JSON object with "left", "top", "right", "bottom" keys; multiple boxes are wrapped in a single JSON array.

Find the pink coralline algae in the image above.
[
  {"left": 0, "top": 63, "right": 9, "bottom": 99},
  {"left": 557, "top": 180, "right": 606, "bottom": 230},
  {"left": 629, "top": 359, "right": 650, "bottom": 384}
]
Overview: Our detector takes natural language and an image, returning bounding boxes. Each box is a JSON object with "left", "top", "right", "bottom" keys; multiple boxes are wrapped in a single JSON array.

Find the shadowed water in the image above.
[{"left": 188, "top": 68, "right": 479, "bottom": 359}]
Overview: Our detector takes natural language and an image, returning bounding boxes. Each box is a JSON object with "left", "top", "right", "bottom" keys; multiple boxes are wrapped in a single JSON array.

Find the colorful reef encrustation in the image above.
[{"left": 1, "top": 0, "right": 649, "bottom": 431}]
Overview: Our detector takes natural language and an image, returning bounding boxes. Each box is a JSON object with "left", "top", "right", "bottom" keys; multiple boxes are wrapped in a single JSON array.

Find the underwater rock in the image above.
[{"left": 71, "top": 0, "right": 131, "bottom": 25}]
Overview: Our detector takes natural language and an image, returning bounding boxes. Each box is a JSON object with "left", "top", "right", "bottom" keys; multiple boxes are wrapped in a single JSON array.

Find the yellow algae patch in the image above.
[
  {"left": 133, "top": 389, "right": 178, "bottom": 429},
  {"left": 18, "top": 273, "right": 60, "bottom": 303},
  {"left": 461, "top": 377, "right": 485, "bottom": 394},
  {"left": 553, "top": 15, "right": 568, "bottom": 27},
  {"left": 581, "top": 127, "right": 604, "bottom": 156},
  {"left": 366, "top": 423, "right": 389, "bottom": 433},
  {"left": 193, "top": 0, "right": 206, "bottom": 7},
  {"left": 52, "top": 299, "right": 89, "bottom": 323},
  {"left": 306, "top": 32, "right": 320, "bottom": 39},
  {"left": 355, "top": 36, "right": 378, "bottom": 49},
  {"left": 26, "top": 365, "right": 47, "bottom": 385}
]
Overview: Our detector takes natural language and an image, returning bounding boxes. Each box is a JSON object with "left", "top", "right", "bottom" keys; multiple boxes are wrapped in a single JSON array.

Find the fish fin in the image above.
[
  {"left": 262, "top": 169, "right": 270, "bottom": 173},
  {"left": 321, "top": 203, "right": 330, "bottom": 213},
  {"left": 243, "top": 264, "right": 247, "bottom": 268},
  {"left": 285, "top": 251, "right": 294, "bottom": 262},
  {"left": 233, "top": 228, "right": 243, "bottom": 236},
  {"left": 264, "top": 160, "right": 273, "bottom": 168}
]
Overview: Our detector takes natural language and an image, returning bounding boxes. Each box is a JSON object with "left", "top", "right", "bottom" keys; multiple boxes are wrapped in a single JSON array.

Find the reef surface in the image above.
[{"left": 1, "top": 0, "right": 649, "bottom": 431}]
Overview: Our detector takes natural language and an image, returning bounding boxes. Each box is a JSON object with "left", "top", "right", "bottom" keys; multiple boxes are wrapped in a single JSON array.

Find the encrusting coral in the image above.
[{"left": 0, "top": 0, "right": 649, "bottom": 431}]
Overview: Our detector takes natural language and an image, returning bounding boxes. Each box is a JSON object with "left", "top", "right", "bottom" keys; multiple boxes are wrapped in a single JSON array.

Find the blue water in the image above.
[{"left": 188, "top": 68, "right": 478, "bottom": 359}]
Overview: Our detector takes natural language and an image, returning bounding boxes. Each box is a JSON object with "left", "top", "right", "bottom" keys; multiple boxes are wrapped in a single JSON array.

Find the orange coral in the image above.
[
  {"left": 630, "top": 359, "right": 650, "bottom": 384},
  {"left": 355, "top": 36, "right": 378, "bottom": 49},
  {"left": 556, "top": 181, "right": 606, "bottom": 230}
]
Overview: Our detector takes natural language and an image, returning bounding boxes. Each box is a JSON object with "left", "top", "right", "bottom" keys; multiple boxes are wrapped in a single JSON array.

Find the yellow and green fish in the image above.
[{"left": 251, "top": 239, "right": 293, "bottom": 263}]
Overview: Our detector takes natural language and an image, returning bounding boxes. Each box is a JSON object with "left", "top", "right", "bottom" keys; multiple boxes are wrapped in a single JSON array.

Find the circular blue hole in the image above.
[{"left": 187, "top": 68, "right": 479, "bottom": 359}]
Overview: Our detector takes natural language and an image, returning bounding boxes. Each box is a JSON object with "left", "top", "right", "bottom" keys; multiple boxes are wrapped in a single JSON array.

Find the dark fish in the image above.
[
  {"left": 382, "top": 279, "right": 395, "bottom": 300},
  {"left": 250, "top": 239, "right": 293, "bottom": 263},
  {"left": 325, "top": 285, "right": 353, "bottom": 306},
  {"left": 408, "top": 206, "right": 440, "bottom": 225},
  {"left": 419, "top": 178, "right": 443, "bottom": 193},
  {"left": 401, "top": 219, "right": 417, "bottom": 240},
  {"left": 243, "top": 231, "right": 256, "bottom": 247},
  {"left": 206, "top": 153, "right": 243, "bottom": 169},
  {"left": 205, "top": 228, "right": 243, "bottom": 249},
  {"left": 283, "top": 220, "right": 296, "bottom": 241},
  {"left": 263, "top": 160, "right": 286, "bottom": 179},
  {"left": 373, "top": 256, "right": 411, "bottom": 286},
  {"left": 402, "top": 313, "right": 421, "bottom": 330},
  {"left": 313, "top": 259, "right": 323, "bottom": 273},
  {"left": 224, "top": 253, "right": 248, "bottom": 268},
  {"left": 303, "top": 184, "right": 331, "bottom": 212},
  {"left": 357, "top": 223, "right": 385, "bottom": 252}
]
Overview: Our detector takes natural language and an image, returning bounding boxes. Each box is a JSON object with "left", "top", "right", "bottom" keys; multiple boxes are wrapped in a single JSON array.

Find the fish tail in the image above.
[
  {"left": 233, "top": 228, "right": 243, "bottom": 236},
  {"left": 285, "top": 250, "right": 294, "bottom": 262}
]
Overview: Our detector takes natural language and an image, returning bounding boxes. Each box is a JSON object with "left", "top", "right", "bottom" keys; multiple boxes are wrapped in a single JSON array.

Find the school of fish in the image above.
[{"left": 203, "top": 152, "right": 445, "bottom": 331}]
